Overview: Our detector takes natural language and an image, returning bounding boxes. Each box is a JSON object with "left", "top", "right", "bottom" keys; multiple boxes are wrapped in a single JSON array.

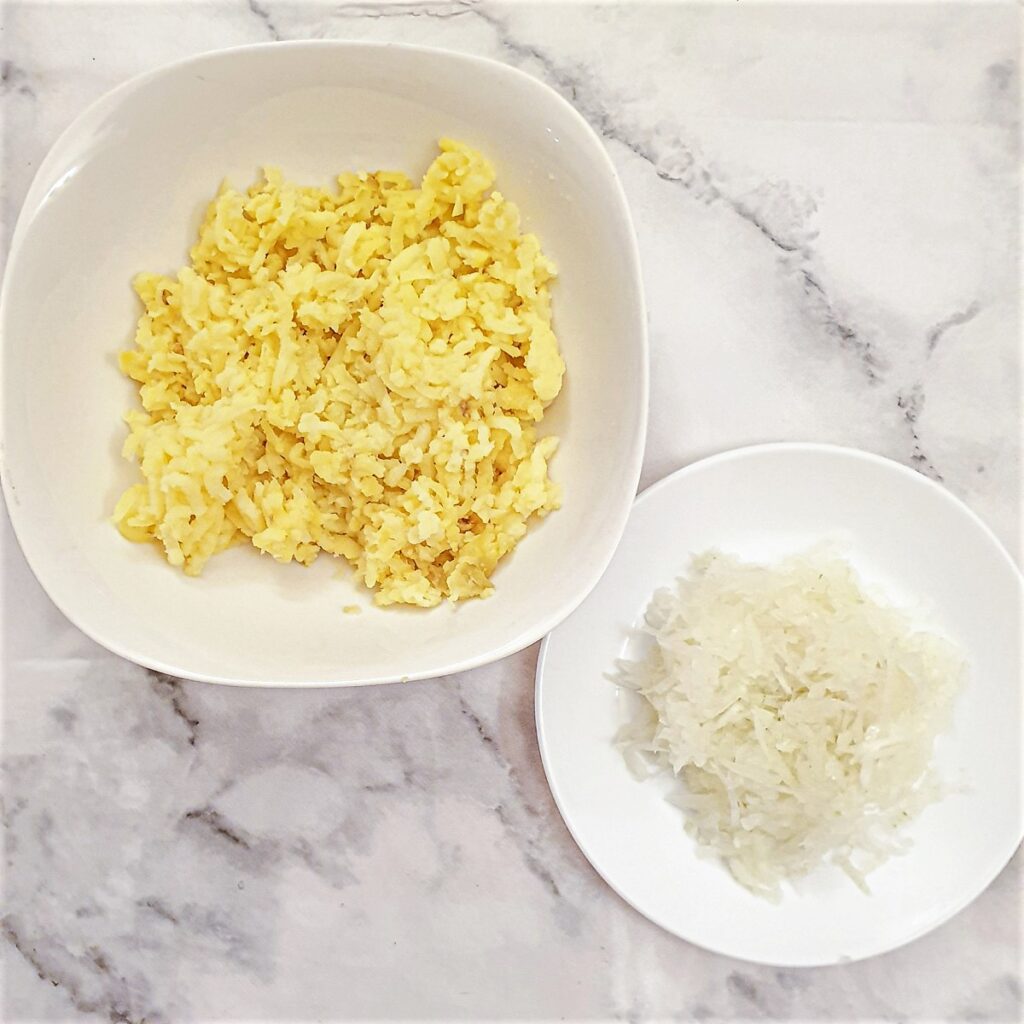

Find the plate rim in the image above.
[{"left": 535, "top": 441, "right": 1023, "bottom": 966}]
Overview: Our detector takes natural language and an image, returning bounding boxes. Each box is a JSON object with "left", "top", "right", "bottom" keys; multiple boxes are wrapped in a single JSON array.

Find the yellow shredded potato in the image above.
[{"left": 113, "top": 139, "right": 564, "bottom": 607}]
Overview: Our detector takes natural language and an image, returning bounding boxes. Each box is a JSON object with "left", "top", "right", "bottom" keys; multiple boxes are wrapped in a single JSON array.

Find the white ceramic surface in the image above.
[
  {"left": 0, "top": 41, "right": 647, "bottom": 686},
  {"left": 537, "top": 443, "right": 1023, "bottom": 967}
]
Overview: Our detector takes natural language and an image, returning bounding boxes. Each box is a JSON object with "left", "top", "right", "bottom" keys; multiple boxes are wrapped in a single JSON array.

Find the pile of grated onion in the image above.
[{"left": 613, "top": 548, "right": 964, "bottom": 901}]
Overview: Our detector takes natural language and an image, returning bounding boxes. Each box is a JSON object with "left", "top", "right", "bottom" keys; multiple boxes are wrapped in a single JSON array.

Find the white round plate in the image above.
[{"left": 536, "top": 443, "right": 1022, "bottom": 966}]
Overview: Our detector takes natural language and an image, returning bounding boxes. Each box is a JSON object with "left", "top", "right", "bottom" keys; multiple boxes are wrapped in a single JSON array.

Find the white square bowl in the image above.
[{"left": 0, "top": 42, "right": 647, "bottom": 685}]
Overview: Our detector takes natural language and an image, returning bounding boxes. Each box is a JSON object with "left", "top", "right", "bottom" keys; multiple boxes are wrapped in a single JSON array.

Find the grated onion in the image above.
[{"left": 613, "top": 548, "right": 964, "bottom": 901}]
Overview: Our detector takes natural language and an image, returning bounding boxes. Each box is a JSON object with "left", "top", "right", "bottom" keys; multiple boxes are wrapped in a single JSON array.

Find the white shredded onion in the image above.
[{"left": 613, "top": 548, "right": 964, "bottom": 901}]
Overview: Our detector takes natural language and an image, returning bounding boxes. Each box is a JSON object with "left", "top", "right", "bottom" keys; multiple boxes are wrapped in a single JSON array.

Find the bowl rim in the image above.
[
  {"left": 535, "top": 440, "right": 1022, "bottom": 964},
  {"left": 0, "top": 40, "right": 650, "bottom": 687}
]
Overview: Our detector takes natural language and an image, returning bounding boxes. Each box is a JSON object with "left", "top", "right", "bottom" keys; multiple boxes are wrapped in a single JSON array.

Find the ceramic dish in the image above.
[
  {"left": 0, "top": 42, "right": 647, "bottom": 685},
  {"left": 536, "top": 443, "right": 1022, "bottom": 966}
]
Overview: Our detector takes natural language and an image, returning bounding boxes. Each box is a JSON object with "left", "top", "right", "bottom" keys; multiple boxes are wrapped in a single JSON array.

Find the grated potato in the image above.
[{"left": 113, "top": 140, "right": 564, "bottom": 607}]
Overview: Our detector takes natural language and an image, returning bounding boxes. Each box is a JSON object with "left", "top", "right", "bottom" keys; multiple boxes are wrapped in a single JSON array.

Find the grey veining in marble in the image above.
[{"left": 1, "top": 2, "right": 1020, "bottom": 1022}]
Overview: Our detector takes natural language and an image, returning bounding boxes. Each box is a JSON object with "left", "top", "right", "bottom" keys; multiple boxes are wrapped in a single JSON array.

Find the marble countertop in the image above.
[{"left": 1, "top": 2, "right": 1020, "bottom": 1021}]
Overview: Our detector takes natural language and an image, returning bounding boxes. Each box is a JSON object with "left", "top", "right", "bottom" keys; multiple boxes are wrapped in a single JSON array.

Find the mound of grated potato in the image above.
[{"left": 113, "top": 140, "right": 565, "bottom": 607}]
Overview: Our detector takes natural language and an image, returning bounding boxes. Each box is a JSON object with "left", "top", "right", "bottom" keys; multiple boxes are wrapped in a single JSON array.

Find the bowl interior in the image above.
[{"left": 1, "top": 43, "right": 646, "bottom": 684}]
